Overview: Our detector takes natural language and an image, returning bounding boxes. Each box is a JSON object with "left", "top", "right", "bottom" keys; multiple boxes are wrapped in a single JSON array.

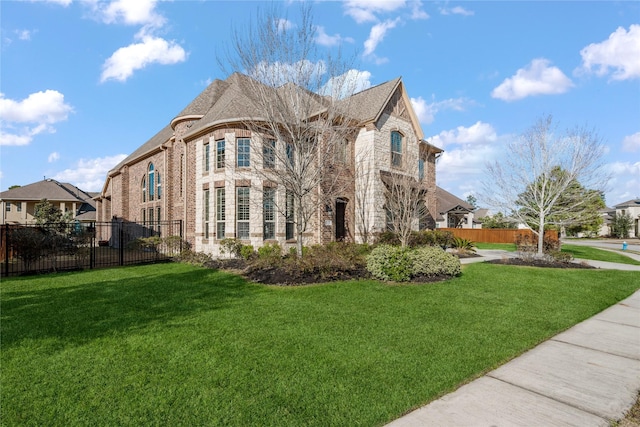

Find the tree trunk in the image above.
[{"left": 538, "top": 213, "right": 545, "bottom": 256}]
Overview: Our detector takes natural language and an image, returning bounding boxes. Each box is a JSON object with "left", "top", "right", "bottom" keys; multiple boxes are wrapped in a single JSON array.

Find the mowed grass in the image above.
[
  {"left": 474, "top": 242, "right": 640, "bottom": 265},
  {"left": 2, "top": 263, "right": 638, "bottom": 427},
  {"left": 561, "top": 244, "right": 640, "bottom": 265}
]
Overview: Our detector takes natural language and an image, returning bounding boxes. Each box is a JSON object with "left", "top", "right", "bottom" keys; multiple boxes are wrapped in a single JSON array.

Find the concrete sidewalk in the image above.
[
  {"left": 385, "top": 288, "right": 640, "bottom": 426},
  {"left": 386, "top": 290, "right": 640, "bottom": 426}
]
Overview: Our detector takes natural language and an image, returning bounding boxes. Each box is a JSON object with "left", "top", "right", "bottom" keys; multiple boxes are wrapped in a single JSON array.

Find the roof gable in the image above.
[
  {"left": 0, "top": 179, "right": 90, "bottom": 203},
  {"left": 436, "top": 186, "right": 474, "bottom": 213}
]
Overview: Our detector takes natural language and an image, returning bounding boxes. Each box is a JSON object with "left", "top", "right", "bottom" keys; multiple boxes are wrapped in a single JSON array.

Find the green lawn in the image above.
[
  {"left": 474, "top": 242, "right": 517, "bottom": 251},
  {"left": 561, "top": 244, "right": 640, "bottom": 266},
  {"left": 2, "top": 263, "right": 638, "bottom": 426},
  {"left": 474, "top": 242, "right": 640, "bottom": 266}
]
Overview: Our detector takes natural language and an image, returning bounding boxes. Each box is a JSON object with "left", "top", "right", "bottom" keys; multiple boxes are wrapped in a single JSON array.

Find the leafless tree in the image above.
[
  {"left": 220, "top": 3, "right": 362, "bottom": 256},
  {"left": 381, "top": 152, "right": 428, "bottom": 247},
  {"left": 482, "top": 115, "right": 609, "bottom": 255},
  {"left": 353, "top": 147, "right": 376, "bottom": 244}
]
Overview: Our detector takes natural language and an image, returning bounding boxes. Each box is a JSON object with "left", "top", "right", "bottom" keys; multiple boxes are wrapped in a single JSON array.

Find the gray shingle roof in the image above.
[
  {"left": 436, "top": 186, "right": 474, "bottom": 214},
  {"left": 614, "top": 198, "right": 640, "bottom": 208},
  {"left": 110, "top": 124, "right": 174, "bottom": 172},
  {"left": 338, "top": 77, "right": 401, "bottom": 123},
  {"left": 1, "top": 179, "right": 91, "bottom": 202},
  {"left": 109, "top": 73, "right": 408, "bottom": 174}
]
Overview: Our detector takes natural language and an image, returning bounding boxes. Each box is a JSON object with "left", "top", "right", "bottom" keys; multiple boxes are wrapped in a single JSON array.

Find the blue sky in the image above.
[{"left": 1, "top": 0, "right": 639, "bottom": 207}]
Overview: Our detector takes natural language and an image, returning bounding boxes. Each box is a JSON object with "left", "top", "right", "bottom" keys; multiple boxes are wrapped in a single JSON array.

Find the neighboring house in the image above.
[
  {"left": 434, "top": 186, "right": 480, "bottom": 229},
  {"left": 597, "top": 207, "right": 615, "bottom": 237},
  {"left": 0, "top": 179, "right": 97, "bottom": 224},
  {"left": 96, "top": 73, "right": 443, "bottom": 255},
  {"left": 614, "top": 198, "right": 640, "bottom": 238}
]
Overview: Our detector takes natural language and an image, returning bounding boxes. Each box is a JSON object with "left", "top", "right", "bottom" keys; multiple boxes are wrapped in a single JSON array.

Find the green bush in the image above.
[
  {"left": 239, "top": 244, "right": 255, "bottom": 260},
  {"left": 366, "top": 245, "right": 413, "bottom": 282},
  {"left": 411, "top": 246, "right": 461, "bottom": 277},
  {"left": 367, "top": 244, "right": 461, "bottom": 282},
  {"left": 257, "top": 242, "right": 282, "bottom": 259},
  {"left": 220, "top": 238, "right": 244, "bottom": 258},
  {"left": 451, "top": 237, "right": 476, "bottom": 254}
]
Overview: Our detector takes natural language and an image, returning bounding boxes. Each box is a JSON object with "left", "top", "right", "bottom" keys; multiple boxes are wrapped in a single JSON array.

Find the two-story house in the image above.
[{"left": 96, "top": 73, "right": 442, "bottom": 255}]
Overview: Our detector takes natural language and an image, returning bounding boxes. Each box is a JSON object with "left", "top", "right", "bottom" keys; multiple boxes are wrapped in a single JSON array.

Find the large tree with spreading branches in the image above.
[{"left": 482, "top": 115, "right": 609, "bottom": 255}]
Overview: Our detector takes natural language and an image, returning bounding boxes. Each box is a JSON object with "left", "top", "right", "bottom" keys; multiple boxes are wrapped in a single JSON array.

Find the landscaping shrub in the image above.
[
  {"left": 515, "top": 233, "right": 560, "bottom": 254},
  {"left": 375, "top": 230, "right": 455, "bottom": 248},
  {"left": 220, "top": 238, "right": 244, "bottom": 258},
  {"left": 451, "top": 237, "right": 476, "bottom": 254},
  {"left": 411, "top": 246, "right": 461, "bottom": 277},
  {"left": 239, "top": 244, "right": 255, "bottom": 260},
  {"left": 174, "top": 250, "right": 213, "bottom": 266},
  {"left": 257, "top": 242, "right": 282, "bottom": 259},
  {"left": 366, "top": 245, "right": 414, "bottom": 282},
  {"left": 367, "top": 244, "right": 461, "bottom": 282},
  {"left": 547, "top": 250, "right": 574, "bottom": 263}
]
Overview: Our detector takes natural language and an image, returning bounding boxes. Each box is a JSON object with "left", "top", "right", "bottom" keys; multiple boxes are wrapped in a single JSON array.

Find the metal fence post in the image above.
[
  {"left": 4, "top": 224, "right": 9, "bottom": 277},
  {"left": 119, "top": 221, "right": 124, "bottom": 266}
]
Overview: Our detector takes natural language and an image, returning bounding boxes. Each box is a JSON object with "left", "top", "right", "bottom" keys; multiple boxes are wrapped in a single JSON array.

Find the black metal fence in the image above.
[{"left": 1, "top": 220, "right": 183, "bottom": 277}]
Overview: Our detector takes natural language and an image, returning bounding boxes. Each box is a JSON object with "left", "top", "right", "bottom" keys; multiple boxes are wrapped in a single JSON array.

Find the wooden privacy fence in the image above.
[{"left": 439, "top": 228, "right": 559, "bottom": 244}]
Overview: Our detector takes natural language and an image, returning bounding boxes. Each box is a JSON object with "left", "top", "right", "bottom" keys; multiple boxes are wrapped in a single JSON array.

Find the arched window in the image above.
[
  {"left": 142, "top": 176, "right": 147, "bottom": 202},
  {"left": 148, "top": 163, "right": 155, "bottom": 201}
]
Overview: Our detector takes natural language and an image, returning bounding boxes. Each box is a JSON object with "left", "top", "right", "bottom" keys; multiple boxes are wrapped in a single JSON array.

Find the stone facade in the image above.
[{"left": 96, "top": 74, "right": 443, "bottom": 256}]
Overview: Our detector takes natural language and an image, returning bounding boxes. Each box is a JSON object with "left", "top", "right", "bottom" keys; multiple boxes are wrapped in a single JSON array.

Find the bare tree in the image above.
[
  {"left": 482, "top": 115, "right": 609, "bottom": 255},
  {"left": 381, "top": 152, "right": 428, "bottom": 247},
  {"left": 220, "top": 3, "right": 362, "bottom": 256},
  {"left": 353, "top": 147, "right": 376, "bottom": 244}
]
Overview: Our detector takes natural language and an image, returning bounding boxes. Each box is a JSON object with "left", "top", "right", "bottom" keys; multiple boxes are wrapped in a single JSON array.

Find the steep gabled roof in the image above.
[
  {"left": 339, "top": 77, "right": 401, "bottom": 123},
  {"left": 0, "top": 179, "right": 90, "bottom": 203},
  {"left": 436, "top": 186, "right": 474, "bottom": 214},
  {"left": 109, "top": 124, "right": 174, "bottom": 173}
]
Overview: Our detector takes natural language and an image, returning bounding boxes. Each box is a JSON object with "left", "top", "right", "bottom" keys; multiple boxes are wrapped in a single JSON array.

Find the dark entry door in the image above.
[{"left": 335, "top": 199, "right": 346, "bottom": 241}]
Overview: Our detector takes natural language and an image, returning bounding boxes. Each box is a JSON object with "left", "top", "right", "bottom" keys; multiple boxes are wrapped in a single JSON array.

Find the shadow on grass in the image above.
[{"left": 1, "top": 266, "right": 257, "bottom": 349}]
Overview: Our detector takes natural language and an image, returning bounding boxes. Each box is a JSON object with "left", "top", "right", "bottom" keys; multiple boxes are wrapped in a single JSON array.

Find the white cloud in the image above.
[
  {"left": 48, "top": 152, "right": 60, "bottom": 163},
  {"left": 0, "top": 90, "right": 73, "bottom": 146},
  {"left": 16, "top": 29, "right": 32, "bottom": 40},
  {"left": 410, "top": 1, "right": 429, "bottom": 20},
  {"left": 90, "top": 0, "right": 165, "bottom": 28},
  {"left": 100, "top": 35, "right": 187, "bottom": 83},
  {"left": 410, "top": 96, "right": 475, "bottom": 124},
  {"left": 276, "top": 18, "right": 294, "bottom": 33},
  {"left": 440, "top": 6, "right": 474, "bottom": 16},
  {"left": 622, "top": 132, "right": 640, "bottom": 152},
  {"left": 316, "top": 26, "right": 354, "bottom": 47},
  {"left": 605, "top": 161, "right": 640, "bottom": 204},
  {"left": 249, "top": 59, "right": 327, "bottom": 87},
  {"left": 38, "top": 0, "right": 72, "bottom": 6},
  {"left": 321, "top": 69, "right": 372, "bottom": 98},
  {"left": 51, "top": 154, "right": 128, "bottom": 192},
  {"left": 343, "top": 0, "right": 408, "bottom": 23},
  {"left": 364, "top": 18, "right": 401, "bottom": 60},
  {"left": 578, "top": 25, "right": 640, "bottom": 81},
  {"left": 429, "top": 121, "right": 497, "bottom": 148},
  {"left": 491, "top": 58, "right": 574, "bottom": 101}
]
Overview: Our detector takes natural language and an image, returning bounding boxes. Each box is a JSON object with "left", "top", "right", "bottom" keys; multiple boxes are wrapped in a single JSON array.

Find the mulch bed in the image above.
[{"left": 200, "top": 252, "right": 594, "bottom": 286}]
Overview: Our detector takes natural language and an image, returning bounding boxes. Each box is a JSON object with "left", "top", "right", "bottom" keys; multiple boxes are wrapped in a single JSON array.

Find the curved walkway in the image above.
[{"left": 386, "top": 248, "right": 640, "bottom": 426}]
